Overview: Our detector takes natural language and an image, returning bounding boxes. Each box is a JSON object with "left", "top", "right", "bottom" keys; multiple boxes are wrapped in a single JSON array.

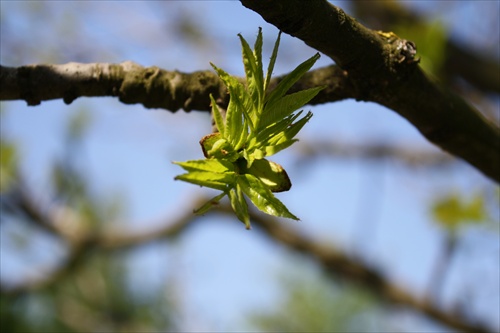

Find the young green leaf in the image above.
[
  {"left": 209, "top": 94, "right": 226, "bottom": 137},
  {"left": 265, "top": 111, "right": 313, "bottom": 148},
  {"left": 264, "top": 53, "right": 321, "bottom": 108},
  {"left": 260, "top": 86, "right": 323, "bottom": 129},
  {"left": 252, "top": 112, "right": 301, "bottom": 150},
  {"left": 253, "top": 27, "right": 265, "bottom": 111},
  {"left": 174, "top": 171, "right": 235, "bottom": 192},
  {"left": 251, "top": 111, "right": 311, "bottom": 157},
  {"left": 174, "top": 158, "right": 234, "bottom": 173},
  {"left": 237, "top": 173, "right": 298, "bottom": 220},
  {"left": 254, "top": 27, "right": 264, "bottom": 84},
  {"left": 210, "top": 63, "right": 251, "bottom": 141},
  {"left": 264, "top": 31, "right": 281, "bottom": 93},
  {"left": 264, "top": 139, "right": 298, "bottom": 157},
  {"left": 174, "top": 28, "right": 323, "bottom": 228},
  {"left": 238, "top": 32, "right": 263, "bottom": 112},
  {"left": 243, "top": 158, "right": 291, "bottom": 192},
  {"left": 229, "top": 184, "right": 251, "bottom": 229},
  {"left": 194, "top": 192, "right": 228, "bottom": 215}
]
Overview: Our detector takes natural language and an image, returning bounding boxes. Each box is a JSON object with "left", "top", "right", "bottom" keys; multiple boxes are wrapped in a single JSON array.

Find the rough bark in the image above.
[
  {"left": 352, "top": 1, "right": 500, "bottom": 94},
  {"left": 0, "top": 62, "right": 227, "bottom": 112},
  {"left": 0, "top": 62, "right": 353, "bottom": 111},
  {"left": 240, "top": 0, "right": 499, "bottom": 183}
]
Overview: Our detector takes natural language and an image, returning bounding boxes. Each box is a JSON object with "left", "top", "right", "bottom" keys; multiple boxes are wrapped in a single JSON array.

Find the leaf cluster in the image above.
[{"left": 174, "top": 28, "right": 324, "bottom": 229}]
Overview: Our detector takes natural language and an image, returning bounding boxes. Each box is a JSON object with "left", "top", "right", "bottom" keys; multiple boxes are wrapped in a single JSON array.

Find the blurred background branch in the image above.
[{"left": 215, "top": 204, "right": 494, "bottom": 333}]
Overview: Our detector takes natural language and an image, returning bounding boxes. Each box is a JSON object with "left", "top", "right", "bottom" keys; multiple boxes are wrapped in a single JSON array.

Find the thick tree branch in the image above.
[
  {"left": 240, "top": 0, "right": 500, "bottom": 183},
  {"left": 0, "top": 62, "right": 227, "bottom": 111},
  {"left": 0, "top": 62, "right": 353, "bottom": 111}
]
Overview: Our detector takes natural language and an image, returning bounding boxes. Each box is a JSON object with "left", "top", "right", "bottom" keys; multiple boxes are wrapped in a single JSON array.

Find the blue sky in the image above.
[{"left": 1, "top": 1, "right": 499, "bottom": 330}]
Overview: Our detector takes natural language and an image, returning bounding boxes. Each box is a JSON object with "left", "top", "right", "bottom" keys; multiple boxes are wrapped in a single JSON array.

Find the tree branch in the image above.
[
  {"left": 0, "top": 190, "right": 204, "bottom": 296},
  {"left": 297, "top": 140, "right": 455, "bottom": 168},
  {"left": 0, "top": 62, "right": 353, "bottom": 111},
  {"left": 0, "top": 62, "right": 226, "bottom": 111},
  {"left": 240, "top": 0, "right": 500, "bottom": 183}
]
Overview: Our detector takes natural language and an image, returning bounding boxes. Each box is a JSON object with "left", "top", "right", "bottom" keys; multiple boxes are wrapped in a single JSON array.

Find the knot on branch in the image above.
[
  {"left": 377, "top": 31, "right": 420, "bottom": 73},
  {"left": 394, "top": 39, "right": 419, "bottom": 65}
]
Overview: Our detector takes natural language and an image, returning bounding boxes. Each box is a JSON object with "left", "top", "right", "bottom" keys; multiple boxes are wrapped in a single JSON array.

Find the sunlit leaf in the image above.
[
  {"left": 264, "top": 31, "right": 281, "bottom": 93},
  {"left": 238, "top": 173, "right": 298, "bottom": 220},
  {"left": 239, "top": 31, "right": 263, "bottom": 112},
  {"left": 173, "top": 158, "right": 234, "bottom": 173},
  {"left": 252, "top": 112, "right": 301, "bottom": 149},
  {"left": 253, "top": 27, "right": 264, "bottom": 95},
  {"left": 194, "top": 192, "right": 227, "bottom": 215},
  {"left": 210, "top": 63, "right": 251, "bottom": 141},
  {"left": 265, "top": 111, "right": 313, "bottom": 148},
  {"left": 174, "top": 171, "right": 235, "bottom": 191},
  {"left": 244, "top": 159, "right": 291, "bottom": 193},
  {"left": 229, "top": 184, "right": 250, "bottom": 229},
  {"left": 174, "top": 29, "right": 323, "bottom": 227},
  {"left": 260, "top": 87, "right": 322, "bottom": 129},
  {"left": 210, "top": 94, "right": 225, "bottom": 137},
  {"left": 432, "top": 193, "right": 487, "bottom": 231},
  {"left": 264, "top": 140, "right": 298, "bottom": 157},
  {"left": 0, "top": 140, "right": 18, "bottom": 192},
  {"left": 265, "top": 53, "right": 320, "bottom": 107}
]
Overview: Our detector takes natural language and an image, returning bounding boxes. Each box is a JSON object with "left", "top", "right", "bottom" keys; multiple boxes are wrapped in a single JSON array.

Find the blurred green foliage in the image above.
[
  {"left": 249, "top": 269, "right": 385, "bottom": 332},
  {"left": 1, "top": 255, "right": 179, "bottom": 333},
  {"left": 0, "top": 140, "right": 18, "bottom": 193},
  {"left": 432, "top": 192, "right": 487, "bottom": 232},
  {"left": 67, "top": 110, "right": 92, "bottom": 143}
]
